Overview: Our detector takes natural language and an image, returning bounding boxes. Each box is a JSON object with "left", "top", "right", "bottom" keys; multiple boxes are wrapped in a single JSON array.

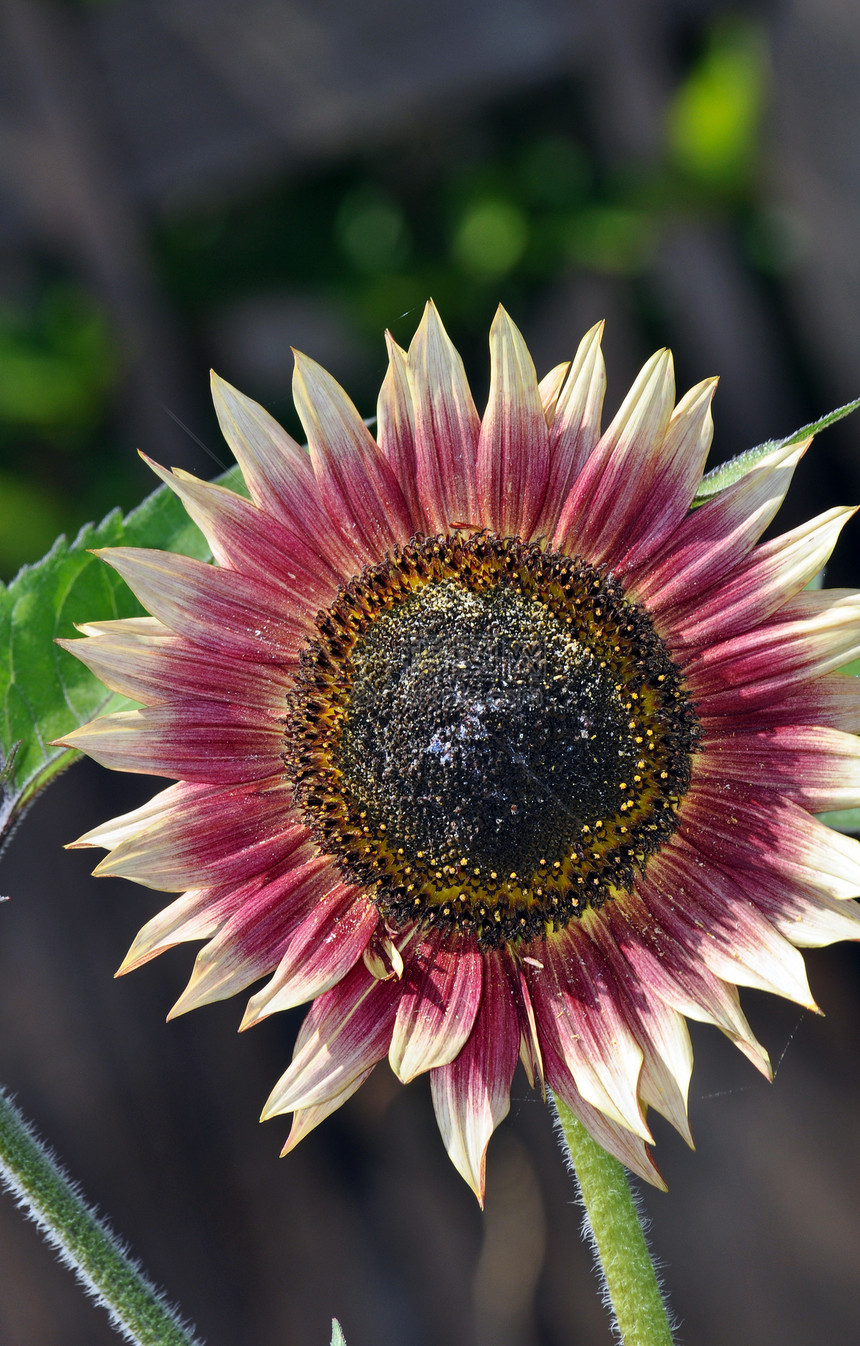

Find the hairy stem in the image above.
[
  {"left": 553, "top": 1096, "right": 675, "bottom": 1346},
  {"left": 0, "top": 1088, "right": 201, "bottom": 1346}
]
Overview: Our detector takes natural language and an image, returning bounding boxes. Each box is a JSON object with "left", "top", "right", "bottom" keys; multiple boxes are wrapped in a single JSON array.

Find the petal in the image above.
[
  {"left": 701, "top": 724, "right": 860, "bottom": 811},
  {"left": 406, "top": 301, "right": 480, "bottom": 532},
  {"left": 547, "top": 1073, "right": 664, "bottom": 1189},
  {"left": 476, "top": 306, "right": 550, "bottom": 538},
  {"left": 607, "top": 887, "right": 771, "bottom": 1077},
  {"left": 59, "top": 703, "right": 284, "bottom": 784},
  {"left": 585, "top": 913, "right": 693, "bottom": 1144},
  {"left": 57, "top": 629, "right": 287, "bottom": 711},
  {"left": 261, "top": 959, "right": 401, "bottom": 1118},
  {"left": 69, "top": 780, "right": 184, "bottom": 851},
  {"left": 377, "top": 333, "right": 427, "bottom": 532},
  {"left": 613, "top": 377, "right": 717, "bottom": 572},
  {"left": 168, "top": 855, "right": 336, "bottom": 1016},
  {"left": 117, "top": 886, "right": 235, "bottom": 972},
  {"left": 241, "top": 888, "right": 379, "bottom": 1025},
  {"left": 699, "top": 674, "right": 860, "bottom": 735},
  {"left": 534, "top": 321, "right": 605, "bottom": 535},
  {"left": 429, "top": 951, "right": 519, "bottom": 1203},
  {"left": 279, "top": 1068, "right": 375, "bottom": 1154},
  {"left": 388, "top": 929, "right": 483, "bottom": 1083},
  {"left": 537, "top": 361, "right": 571, "bottom": 424},
  {"left": 91, "top": 780, "right": 301, "bottom": 891},
  {"left": 293, "top": 350, "right": 414, "bottom": 556},
  {"left": 526, "top": 929, "right": 649, "bottom": 1139},
  {"left": 647, "top": 843, "right": 816, "bottom": 1007},
  {"left": 553, "top": 348, "right": 675, "bottom": 561},
  {"left": 141, "top": 457, "right": 340, "bottom": 608},
  {"left": 684, "top": 589, "right": 860, "bottom": 694},
  {"left": 211, "top": 371, "right": 357, "bottom": 573},
  {"left": 680, "top": 784, "right": 860, "bottom": 902},
  {"left": 631, "top": 438, "right": 807, "bottom": 610},
  {"left": 667, "top": 507, "right": 857, "bottom": 649},
  {"left": 92, "top": 548, "right": 306, "bottom": 662}
]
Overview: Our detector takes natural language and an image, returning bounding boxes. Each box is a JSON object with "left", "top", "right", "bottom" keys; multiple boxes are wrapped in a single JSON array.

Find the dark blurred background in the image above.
[{"left": 1, "top": 0, "right": 860, "bottom": 1343}]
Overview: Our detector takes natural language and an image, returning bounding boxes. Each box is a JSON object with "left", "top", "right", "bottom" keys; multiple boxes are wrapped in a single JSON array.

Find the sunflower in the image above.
[{"left": 59, "top": 303, "right": 860, "bottom": 1202}]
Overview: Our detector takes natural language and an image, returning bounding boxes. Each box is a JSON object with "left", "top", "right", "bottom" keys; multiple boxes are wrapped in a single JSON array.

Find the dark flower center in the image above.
[{"left": 284, "top": 533, "right": 700, "bottom": 947}]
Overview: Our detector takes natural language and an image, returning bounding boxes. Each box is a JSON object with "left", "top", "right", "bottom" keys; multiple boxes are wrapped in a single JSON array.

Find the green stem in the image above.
[
  {"left": 553, "top": 1096, "right": 675, "bottom": 1346},
  {"left": 0, "top": 1088, "right": 201, "bottom": 1346}
]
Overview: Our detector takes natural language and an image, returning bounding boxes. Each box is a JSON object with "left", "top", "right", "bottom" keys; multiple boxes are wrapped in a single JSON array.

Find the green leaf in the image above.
[
  {"left": 0, "top": 465, "right": 243, "bottom": 839},
  {"left": 330, "top": 1321, "right": 347, "bottom": 1346},
  {"left": 693, "top": 395, "right": 860, "bottom": 505}
]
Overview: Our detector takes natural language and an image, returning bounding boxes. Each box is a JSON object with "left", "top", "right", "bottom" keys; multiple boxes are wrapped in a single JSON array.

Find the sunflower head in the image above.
[{"left": 58, "top": 303, "right": 860, "bottom": 1201}]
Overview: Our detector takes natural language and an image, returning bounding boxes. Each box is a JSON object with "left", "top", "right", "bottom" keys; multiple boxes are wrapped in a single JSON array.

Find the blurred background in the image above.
[{"left": 1, "top": 0, "right": 859, "bottom": 1342}]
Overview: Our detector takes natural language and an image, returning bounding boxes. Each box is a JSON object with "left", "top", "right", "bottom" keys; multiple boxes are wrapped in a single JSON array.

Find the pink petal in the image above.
[
  {"left": 607, "top": 887, "right": 771, "bottom": 1076},
  {"left": 211, "top": 372, "right": 358, "bottom": 573},
  {"left": 666, "top": 506, "right": 857, "bottom": 649},
  {"left": 261, "top": 960, "right": 402, "bottom": 1117},
  {"left": 683, "top": 589, "right": 860, "bottom": 693},
  {"left": 280, "top": 1068, "right": 376, "bottom": 1154},
  {"left": 241, "top": 888, "right": 379, "bottom": 1024},
  {"left": 525, "top": 929, "right": 649, "bottom": 1139},
  {"left": 59, "top": 703, "right": 284, "bottom": 784},
  {"left": 646, "top": 842, "right": 815, "bottom": 1006},
  {"left": 476, "top": 306, "right": 550, "bottom": 539},
  {"left": 169, "top": 855, "right": 337, "bottom": 1016},
  {"left": 630, "top": 438, "right": 807, "bottom": 611},
  {"left": 93, "top": 548, "right": 307, "bottom": 662},
  {"left": 293, "top": 350, "right": 414, "bottom": 557},
  {"left": 699, "top": 673, "right": 860, "bottom": 734},
  {"left": 388, "top": 929, "right": 483, "bottom": 1083},
  {"left": 701, "top": 724, "right": 860, "bottom": 811},
  {"left": 681, "top": 781, "right": 860, "bottom": 901},
  {"left": 406, "top": 301, "right": 480, "bottom": 533},
  {"left": 546, "top": 1059, "right": 665, "bottom": 1189},
  {"left": 118, "top": 886, "right": 242, "bottom": 973},
  {"left": 92, "top": 780, "right": 302, "bottom": 891},
  {"left": 534, "top": 321, "right": 605, "bottom": 535},
  {"left": 552, "top": 348, "right": 675, "bottom": 561},
  {"left": 142, "top": 457, "right": 341, "bottom": 608},
  {"left": 613, "top": 377, "right": 717, "bottom": 572},
  {"left": 429, "top": 950, "right": 519, "bottom": 1203},
  {"left": 377, "top": 332, "right": 427, "bottom": 532},
  {"left": 58, "top": 629, "right": 288, "bottom": 711}
]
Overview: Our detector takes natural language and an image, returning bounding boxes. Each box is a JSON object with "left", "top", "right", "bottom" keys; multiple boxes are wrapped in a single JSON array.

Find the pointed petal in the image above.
[
  {"left": 168, "top": 856, "right": 336, "bottom": 1016},
  {"left": 649, "top": 843, "right": 816, "bottom": 1008},
  {"left": 702, "top": 724, "right": 860, "bottom": 811},
  {"left": 407, "top": 301, "right": 480, "bottom": 532},
  {"left": 141, "top": 457, "right": 339, "bottom": 609},
  {"left": 670, "top": 507, "right": 858, "bottom": 649},
  {"left": 118, "top": 886, "right": 240, "bottom": 973},
  {"left": 59, "top": 703, "right": 283, "bottom": 784},
  {"left": 535, "top": 321, "right": 605, "bottom": 534},
  {"left": 631, "top": 439, "right": 807, "bottom": 610},
  {"left": 57, "top": 629, "right": 287, "bottom": 711},
  {"left": 241, "top": 889, "right": 378, "bottom": 1025},
  {"left": 279, "top": 1068, "right": 375, "bottom": 1153},
  {"left": 607, "top": 887, "right": 771, "bottom": 1076},
  {"left": 211, "top": 371, "right": 357, "bottom": 572},
  {"left": 553, "top": 348, "right": 675, "bottom": 560},
  {"left": 261, "top": 960, "right": 401, "bottom": 1118},
  {"left": 377, "top": 333, "right": 426, "bottom": 531},
  {"left": 389, "top": 929, "right": 482, "bottom": 1083},
  {"left": 429, "top": 951, "right": 519, "bottom": 1203},
  {"left": 293, "top": 351, "right": 413, "bottom": 556},
  {"left": 614, "top": 377, "right": 717, "bottom": 571},
  {"left": 476, "top": 306, "right": 550, "bottom": 538},
  {"left": 548, "top": 1075, "right": 665, "bottom": 1189},
  {"left": 92, "top": 780, "right": 301, "bottom": 891},
  {"left": 537, "top": 361, "right": 571, "bottom": 424},
  {"left": 684, "top": 589, "right": 860, "bottom": 694},
  {"left": 92, "top": 548, "right": 306, "bottom": 662},
  {"left": 526, "top": 929, "right": 649, "bottom": 1139},
  {"left": 69, "top": 781, "right": 183, "bottom": 851}
]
